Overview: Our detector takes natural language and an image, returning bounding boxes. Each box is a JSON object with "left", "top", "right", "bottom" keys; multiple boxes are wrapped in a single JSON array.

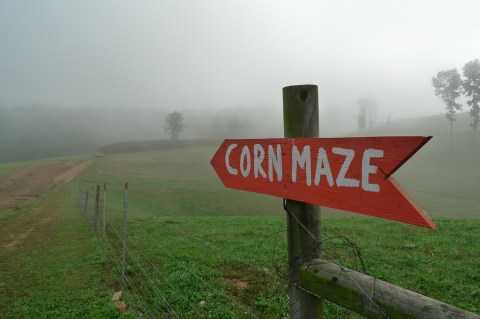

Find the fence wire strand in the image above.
[
  {"left": 78, "top": 181, "right": 269, "bottom": 318},
  {"left": 126, "top": 247, "right": 181, "bottom": 319},
  {"left": 283, "top": 198, "right": 392, "bottom": 319},
  {"left": 78, "top": 179, "right": 401, "bottom": 319},
  {"left": 153, "top": 241, "right": 261, "bottom": 319}
]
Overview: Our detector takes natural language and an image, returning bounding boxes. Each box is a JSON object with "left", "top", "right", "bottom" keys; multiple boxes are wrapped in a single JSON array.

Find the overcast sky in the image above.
[{"left": 1, "top": 0, "right": 479, "bottom": 125}]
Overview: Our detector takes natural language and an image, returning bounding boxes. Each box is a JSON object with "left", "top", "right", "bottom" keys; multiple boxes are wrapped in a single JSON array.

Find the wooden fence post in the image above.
[
  {"left": 300, "top": 259, "right": 480, "bottom": 319},
  {"left": 85, "top": 191, "right": 89, "bottom": 216},
  {"left": 103, "top": 183, "right": 107, "bottom": 237},
  {"left": 283, "top": 84, "right": 323, "bottom": 319},
  {"left": 95, "top": 185, "right": 100, "bottom": 230}
]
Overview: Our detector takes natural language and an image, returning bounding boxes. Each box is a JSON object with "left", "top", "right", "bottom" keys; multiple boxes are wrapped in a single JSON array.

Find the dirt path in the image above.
[
  {"left": 54, "top": 160, "right": 93, "bottom": 183},
  {"left": 3, "top": 227, "right": 34, "bottom": 250},
  {"left": 2, "top": 209, "right": 58, "bottom": 251},
  {"left": 0, "top": 160, "right": 93, "bottom": 251},
  {"left": 0, "top": 160, "right": 92, "bottom": 211},
  {"left": 0, "top": 175, "right": 120, "bottom": 318}
]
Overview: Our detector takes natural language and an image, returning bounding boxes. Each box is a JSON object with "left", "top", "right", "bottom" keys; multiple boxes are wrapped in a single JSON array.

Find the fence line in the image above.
[
  {"left": 78, "top": 179, "right": 354, "bottom": 318},
  {"left": 80, "top": 177, "right": 373, "bottom": 318},
  {"left": 152, "top": 240, "right": 261, "bottom": 319},
  {"left": 129, "top": 244, "right": 204, "bottom": 318},
  {"left": 102, "top": 218, "right": 179, "bottom": 318},
  {"left": 78, "top": 178, "right": 480, "bottom": 319},
  {"left": 126, "top": 248, "right": 180, "bottom": 319},
  {"left": 77, "top": 179, "right": 276, "bottom": 318},
  {"left": 123, "top": 275, "right": 157, "bottom": 319},
  {"left": 283, "top": 202, "right": 389, "bottom": 318}
]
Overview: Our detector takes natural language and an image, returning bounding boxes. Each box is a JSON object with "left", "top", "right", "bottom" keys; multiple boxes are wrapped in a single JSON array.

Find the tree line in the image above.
[
  {"left": 432, "top": 59, "right": 480, "bottom": 150},
  {"left": 0, "top": 105, "right": 271, "bottom": 163},
  {"left": 0, "top": 105, "right": 176, "bottom": 163}
]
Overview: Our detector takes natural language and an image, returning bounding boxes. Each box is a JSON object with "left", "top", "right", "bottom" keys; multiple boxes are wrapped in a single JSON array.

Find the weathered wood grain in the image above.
[{"left": 300, "top": 259, "right": 480, "bottom": 319}]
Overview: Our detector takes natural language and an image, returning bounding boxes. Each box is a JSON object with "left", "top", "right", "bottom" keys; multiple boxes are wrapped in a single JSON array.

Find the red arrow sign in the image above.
[{"left": 211, "top": 136, "right": 435, "bottom": 229}]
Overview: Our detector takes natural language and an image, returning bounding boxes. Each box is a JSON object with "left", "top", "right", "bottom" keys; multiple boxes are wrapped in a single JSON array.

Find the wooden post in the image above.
[
  {"left": 85, "top": 191, "right": 89, "bottom": 216},
  {"left": 95, "top": 185, "right": 100, "bottom": 230},
  {"left": 300, "top": 259, "right": 480, "bottom": 319},
  {"left": 103, "top": 183, "right": 107, "bottom": 237},
  {"left": 77, "top": 180, "right": 81, "bottom": 208},
  {"left": 283, "top": 84, "right": 323, "bottom": 319}
]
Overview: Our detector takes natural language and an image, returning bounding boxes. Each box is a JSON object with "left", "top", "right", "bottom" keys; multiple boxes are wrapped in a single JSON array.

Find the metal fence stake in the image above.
[{"left": 121, "top": 182, "right": 128, "bottom": 290}]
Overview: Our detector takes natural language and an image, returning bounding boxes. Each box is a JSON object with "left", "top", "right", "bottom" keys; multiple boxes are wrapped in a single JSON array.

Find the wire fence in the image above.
[
  {"left": 77, "top": 179, "right": 289, "bottom": 318},
  {"left": 77, "top": 178, "right": 394, "bottom": 319}
]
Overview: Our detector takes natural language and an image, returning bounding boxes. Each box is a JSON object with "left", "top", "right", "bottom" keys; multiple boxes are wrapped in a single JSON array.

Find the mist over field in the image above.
[
  {"left": 1, "top": 1, "right": 479, "bottom": 162},
  {"left": 1, "top": 101, "right": 478, "bottom": 163},
  {"left": 0, "top": 104, "right": 280, "bottom": 162},
  {"left": 2, "top": 3, "right": 480, "bottom": 317}
]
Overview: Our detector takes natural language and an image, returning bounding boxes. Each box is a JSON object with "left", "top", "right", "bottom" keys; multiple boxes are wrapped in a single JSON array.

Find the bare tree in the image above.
[
  {"left": 462, "top": 59, "right": 480, "bottom": 150},
  {"left": 357, "top": 97, "right": 378, "bottom": 130},
  {"left": 367, "top": 98, "right": 378, "bottom": 127},
  {"left": 357, "top": 97, "right": 368, "bottom": 130},
  {"left": 432, "top": 68, "right": 463, "bottom": 150}
]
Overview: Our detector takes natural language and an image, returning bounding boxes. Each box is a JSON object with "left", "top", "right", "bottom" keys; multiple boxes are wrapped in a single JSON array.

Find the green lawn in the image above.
[
  {"left": 0, "top": 183, "right": 135, "bottom": 319},
  {"left": 76, "top": 146, "right": 479, "bottom": 318}
]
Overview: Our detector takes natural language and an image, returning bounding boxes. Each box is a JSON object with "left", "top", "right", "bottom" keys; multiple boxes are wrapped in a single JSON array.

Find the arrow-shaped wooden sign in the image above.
[{"left": 211, "top": 136, "right": 435, "bottom": 229}]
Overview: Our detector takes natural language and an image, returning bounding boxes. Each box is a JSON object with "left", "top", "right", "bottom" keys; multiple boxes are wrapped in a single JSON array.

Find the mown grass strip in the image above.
[{"left": 0, "top": 183, "right": 135, "bottom": 319}]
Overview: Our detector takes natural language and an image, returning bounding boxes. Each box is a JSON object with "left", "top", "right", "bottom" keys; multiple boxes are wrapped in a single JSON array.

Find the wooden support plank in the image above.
[{"left": 300, "top": 259, "right": 480, "bottom": 319}]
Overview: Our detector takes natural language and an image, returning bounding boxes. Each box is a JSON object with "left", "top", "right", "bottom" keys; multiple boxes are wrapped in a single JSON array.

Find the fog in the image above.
[{"left": 1, "top": 1, "right": 479, "bottom": 162}]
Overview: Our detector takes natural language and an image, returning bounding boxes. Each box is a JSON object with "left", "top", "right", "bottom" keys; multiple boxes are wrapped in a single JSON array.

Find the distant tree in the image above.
[
  {"left": 357, "top": 97, "right": 378, "bottom": 130},
  {"left": 164, "top": 111, "right": 185, "bottom": 139},
  {"left": 462, "top": 59, "right": 480, "bottom": 149},
  {"left": 208, "top": 118, "right": 226, "bottom": 138},
  {"left": 367, "top": 98, "right": 378, "bottom": 127},
  {"left": 431, "top": 68, "right": 463, "bottom": 149},
  {"left": 357, "top": 97, "right": 368, "bottom": 130},
  {"left": 226, "top": 118, "right": 249, "bottom": 138}
]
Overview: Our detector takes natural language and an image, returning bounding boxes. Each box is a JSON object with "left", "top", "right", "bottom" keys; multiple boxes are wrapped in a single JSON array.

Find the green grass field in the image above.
[
  {"left": 0, "top": 183, "right": 135, "bottom": 318},
  {"left": 1, "top": 130, "right": 479, "bottom": 318},
  {"left": 77, "top": 145, "right": 479, "bottom": 318}
]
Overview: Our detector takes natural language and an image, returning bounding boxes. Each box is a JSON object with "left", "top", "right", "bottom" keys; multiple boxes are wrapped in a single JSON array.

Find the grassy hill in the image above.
[
  {"left": 91, "top": 110, "right": 480, "bottom": 220},
  {"left": 76, "top": 143, "right": 478, "bottom": 318},
  {"left": 0, "top": 158, "right": 132, "bottom": 318},
  {"left": 1, "top": 111, "right": 479, "bottom": 318},
  {"left": 354, "top": 111, "right": 480, "bottom": 155}
]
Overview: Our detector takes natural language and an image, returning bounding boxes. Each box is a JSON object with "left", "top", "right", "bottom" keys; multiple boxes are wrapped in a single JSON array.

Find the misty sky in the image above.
[{"left": 1, "top": 0, "right": 479, "bottom": 126}]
